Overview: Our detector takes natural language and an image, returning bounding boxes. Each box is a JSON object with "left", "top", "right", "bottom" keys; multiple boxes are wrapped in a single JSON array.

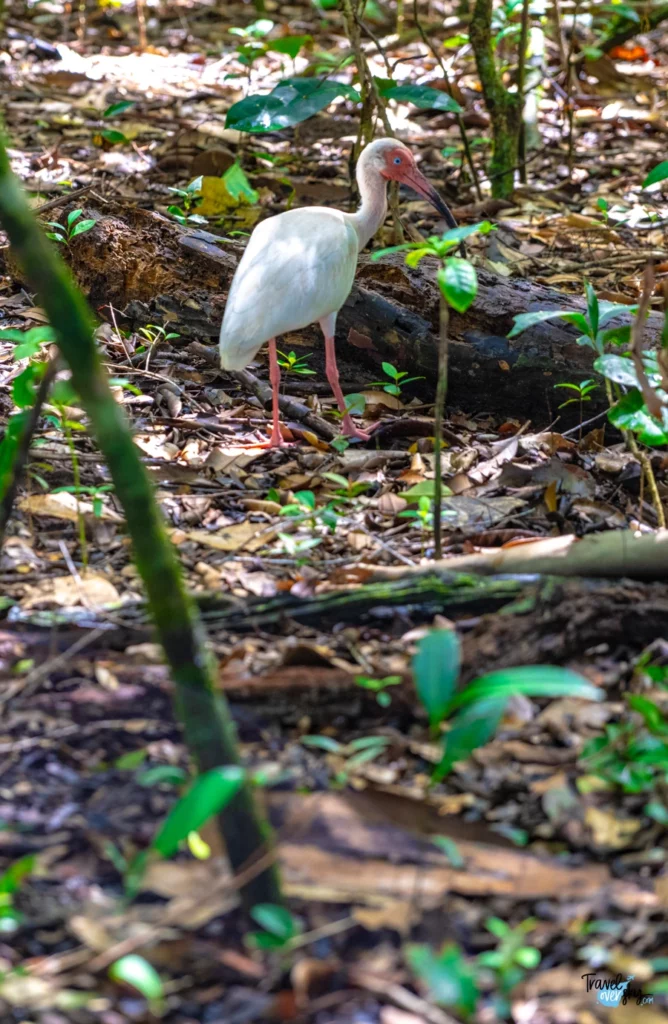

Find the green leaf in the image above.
[
  {"left": 294, "top": 489, "right": 316, "bottom": 509},
  {"left": 100, "top": 129, "right": 127, "bottom": 145},
  {"left": 138, "top": 765, "right": 189, "bottom": 788},
  {"left": 152, "top": 766, "right": 244, "bottom": 859},
  {"left": 431, "top": 835, "right": 465, "bottom": 868},
  {"left": 67, "top": 208, "right": 82, "bottom": 227},
  {"left": 437, "top": 220, "right": 494, "bottom": 248},
  {"left": 103, "top": 100, "right": 136, "bottom": 118},
  {"left": 643, "top": 161, "right": 668, "bottom": 188},
  {"left": 70, "top": 218, "right": 96, "bottom": 238},
  {"left": 382, "top": 83, "right": 462, "bottom": 115},
  {"left": 434, "top": 697, "right": 505, "bottom": 780},
  {"left": 406, "top": 943, "right": 479, "bottom": 1014},
  {"left": 109, "top": 955, "right": 164, "bottom": 1010},
  {"left": 561, "top": 311, "right": 591, "bottom": 335},
  {"left": 585, "top": 282, "right": 599, "bottom": 337},
  {"left": 301, "top": 734, "right": 341, "bottom": 752},
  {"left": 508, "top": 309, "right": 581, "bottom": 338},
  {"left": 381, "top": 361, "right": 399, "bottom": 379},
  {"left": 600, "top": 324, "right": 632, "bottom": 346},
  {"left": 515, "top": 946, "right": 541, "bottom": 968},
  {"left": 437, "top": 257, "right": 477, "bottom": 313},
  {"left": 485, "top": 916, "right": 510, "bottom": 938},
  {"left": 594, "top": 353, "right": 651, "bottom": 389},
  {"left": 0, "top": 854, "right": 35, "bottom": 895},
  {"left": 412, "top": 629, "right": 461, "bottom": 730},
  {"left": 598, "top": 300, "right": 637, "bottom": 328},
  {"left": 12, "top": 365, "right": 37, "bottom": 408},
  {"left": 115, "top": 748, "right": 148, "bottom": 770},
  {"left": 406, "top": 246, "right": 436, "bottom": 267},
  {"left": 448, "top": 665, "right": 602, "bottom": 714},
  {"left": 250, "top": 903, "right": 299, "bottom": 940},
  {"left": 269, "top": 35, "right": 311, "bottom": 59},
  {"left": 222, "top": 162, "right": 259, "bottom": 204},
  {"left": 609, "top": 389, "right": 668, "bottom": 445},
  {"left": 344, "top": 392, "right": 366, "bottom": 416},
  {"left": 226, "top": 78, "right": 358, "bottom": 133},
  {"left": 627, "top": 694, "right": 668, "bottom": 735}
]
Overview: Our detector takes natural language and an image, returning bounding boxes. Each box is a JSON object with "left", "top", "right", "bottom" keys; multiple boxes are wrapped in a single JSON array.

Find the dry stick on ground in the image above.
[
  {"left": 412, "top": 0, "right": 482, "bottom": 201},
  {"left": 0, "top": 136, "right": 281, "bottom": 911},
  {"left": 0, "top": 354, "right": 58, "bottom": 547}
]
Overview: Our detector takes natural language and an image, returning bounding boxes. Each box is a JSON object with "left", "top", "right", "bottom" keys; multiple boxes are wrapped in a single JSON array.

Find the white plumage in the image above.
[
  {"left": 219, "top": 207, "right": 358, "bottom": 371},
  {"left": 218, "top": 137, "right": 457, "bottom": 447}
]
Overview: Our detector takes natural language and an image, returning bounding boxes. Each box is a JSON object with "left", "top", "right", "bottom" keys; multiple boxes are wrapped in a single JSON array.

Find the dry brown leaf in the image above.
[
  {"left": 584, "top": 807, "right": 642, "bottom": 850},
  {"left": 22, "top": 572, "right": 120, "bottom": 609},
  {"left": 180, "top": 521, "right": 275, "bottom": 553},
  {"left": 18, "top": 492, "right": 121, "bottom": 522},
  {"left": 378, "top": 492, "right": 407, "bottom": 515},
  {"left": 353, "top": 900, "right": 418, "bottom": 935}
]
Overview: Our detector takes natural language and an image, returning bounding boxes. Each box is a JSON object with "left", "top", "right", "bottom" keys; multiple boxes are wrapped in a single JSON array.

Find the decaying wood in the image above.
[
  {"left": 368, "top": 527, "right": 668, "bottom": 582},
  {"left": 26, "top": 203, "right": 665, "bottom": 421}
]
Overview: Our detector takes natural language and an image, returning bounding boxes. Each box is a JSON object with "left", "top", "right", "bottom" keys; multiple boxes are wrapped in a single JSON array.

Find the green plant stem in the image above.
[
  {"left": 0, "top": 135, "right": 280, "bottom": 912},
  {"left": 565, "top": 0, "right": 580, "bottom": 175},
  {"left": 412, "top": 0, "right": 482, "bottom": 200},
  {"left": 470, "top": 0, "right": 521, "bottom": 198},
  {"left": 0, "top": 356, "right": 58, "bottom": 547},
  {"left": 433, "top": 298, "right": 450, "bottom": 560}
]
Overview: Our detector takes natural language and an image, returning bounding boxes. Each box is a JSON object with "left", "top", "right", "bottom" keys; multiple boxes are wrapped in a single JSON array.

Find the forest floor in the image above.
[{"left": 3, "top": 1, "right": 668, "bottom": 1022}]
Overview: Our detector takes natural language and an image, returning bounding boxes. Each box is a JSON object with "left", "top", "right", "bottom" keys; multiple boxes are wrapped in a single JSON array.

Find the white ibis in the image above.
[{"left": 219, "top": 137, "right": 458, "bottom": 447}]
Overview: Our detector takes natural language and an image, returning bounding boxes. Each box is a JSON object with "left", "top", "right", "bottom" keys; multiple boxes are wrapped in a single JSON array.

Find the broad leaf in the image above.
[
  {"left": 437, "top": 257, "right": 477, "bottom": 313},
  {"left": 412, "top": 629, "right": 461, "bottom": 730},
  {"left": 597, "top": 300, "right": 637, "bottom": 328},
  {"left": 643, "top": 161, "right": 668, "bottom": 188},
  {"left": 383, "top": 83, "right": 462, "bottom": 114},
  {"left": 433, "top": 697, "right": 505, "bottom": 780},
  {"left": 222, "top": 162, "right": 259, "bottom": 204},
  {"left": 250, "top": 903, "right": 299, "bottom": 940},
  {"left": 594, "top": 353, "right": 639, "bottom": 388},
  {"left": 609, "top": 389, "right": 668, "bottom": 445},
  {"left": 438, "top": 220, "right": 494, "bottom": 247},
  {"left": 226, "top": 78, "right": 359, "bottom": 133},
  {"left": 109, "top": 955, "right": 164, "bottom": 1009},
  {"left": 447, "top": 665, "right": 602, "bottom": 714},
  {"left": 67, "top": 209, "right": 82, "bottom": 227},
  {"left": 508, "top": 309, "right": 578, "bottom": 338},
  {"left": 70, "top": 219, "right": 97, "bottom": 238},
  {"left": 103, "top": 100, "right": 135, "bottom": 118},
  {"left": 269, "top": 35, "right": 311, "bottom": 59},
  {"left": 406, "top": 943, "right": 479, "bottom": 1014},
  {"left": 0, "top": 854, "right": 35, "bottom": 895},
  {"left": 12, "top": 365, "right": 37, "bottom": 409},
  {"left": 152, "top": 766, "right": 244, "bottom": 859}
]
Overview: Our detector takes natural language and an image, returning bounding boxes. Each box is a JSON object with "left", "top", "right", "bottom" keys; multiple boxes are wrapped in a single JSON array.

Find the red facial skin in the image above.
[{"left": 380, "top": 146, "right": 458, "bottom": 230}]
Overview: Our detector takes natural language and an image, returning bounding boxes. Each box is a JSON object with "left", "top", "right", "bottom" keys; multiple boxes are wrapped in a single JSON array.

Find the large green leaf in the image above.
[
  {"left": 594, "top": 353, "right": 640, "bottom": 388},
  {"left": 585, "top": 281, "right": 599, "bottom": 337},
  {"left": 109, "top": 955, "right": 164, "bottom": 1011},
  {"left": 437, "top": 257, "right": 477, "bottom": 313},
  {"left": 152, "top": 766, "right": 244, "bottom": 859},
  {"left": 406, "top": 943, "right": 479, "bottom": 1014},
  {"left": 507, "top": 309, "right": 587, "bottom": 338},
  {"left": 412, "top": 629, "right": 461, "bottom": 730},
  {"left": 447, "top": 665, "right": 602, "bottom": 714},
  {"left": 433, "top": 698, "right": 505, "bottom": 781},
  {"left": 643, "top": 161, "right": 668, "bottom": 189},
  {"left": 226, "top": 78, "right": 359, "bottom": 133},
  {"left": 609, "top": 388, "right": 668, "bottom": 445},
  {"left": 383, "top": 83, "right": 462, "bottom": 114}
]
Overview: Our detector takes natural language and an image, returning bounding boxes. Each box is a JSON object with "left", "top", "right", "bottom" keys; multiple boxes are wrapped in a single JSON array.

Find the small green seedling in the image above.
[
  {"left": 167, "top": 176, "right": 207, "bottom": 226},
  {"left": 321, "top": 471, "right": 370, "bottom": 504},
  {"left": 354, "top": 674, "right": 402, "bottom": 707},
  {"left": 369, "top": 361, "right": 425, "bottom": 396},
  {"left": 477, "top": 917, "right": 541, "bottom": 1015},
  {"left": 247, "top": 903, "right": 302, "bottom": 950},
  {"left": 554, "top": 378, "right": 598, "bottom": 410},
  {"left": 45, "top": 208, "right": 96, "bottom": 245},
  {"left": 109, "top": 955, "right": 165, "bottom": 1017},
  {"left": 276, "top": 350, "right": 315, "bottom": 375},
  {"left": 0, "top": 854, "right": 35, "bottom": 934},
  {"left": 301, "top": 734, "right": 391, "bottom": 784},
  {"left": 51, "top": 483, "right": 114, "bottom": 518}
]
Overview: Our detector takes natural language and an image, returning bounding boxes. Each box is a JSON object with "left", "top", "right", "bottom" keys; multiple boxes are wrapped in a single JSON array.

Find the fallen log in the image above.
[{"left": 9, "top": 203, "right": 664, "bottom": 420}]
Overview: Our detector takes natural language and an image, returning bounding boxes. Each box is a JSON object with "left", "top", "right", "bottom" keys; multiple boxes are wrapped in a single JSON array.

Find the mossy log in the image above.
[{"left": 11, "top": 203, "right": 665, "bottom": 422}]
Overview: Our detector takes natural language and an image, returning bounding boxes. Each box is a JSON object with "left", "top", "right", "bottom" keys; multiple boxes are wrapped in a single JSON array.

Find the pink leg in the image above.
[
  {"left": 323, "top": 334, "right": 370, "bottom": 442},
  {"left": 266, "top": 338, "right": 285, "bottom": 447}
]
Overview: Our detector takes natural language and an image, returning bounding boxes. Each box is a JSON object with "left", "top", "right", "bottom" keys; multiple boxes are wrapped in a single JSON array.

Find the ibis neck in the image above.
[{"left": 349, "top": 165, "right": 388, "bottom": 251}]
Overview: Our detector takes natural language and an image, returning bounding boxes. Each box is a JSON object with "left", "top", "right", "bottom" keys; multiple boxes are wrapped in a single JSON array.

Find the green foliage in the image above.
[
  {"left": 374, "top": 78, "right": 463, "bottom": 114},
  {"left": 109, "top": 955, "right": 165, "bottom": 1015},
  {"left": 373, "top": 221, "right": 493, "bottom": 264},
  {"left": 248, "top": 903, "right": 302, "bottom": 950},
  {"left": 508, "top": 285, "right": 636, "bottom": 356},
  {"left": 580, "top": 692, "right": 668, "bottom": 797},
  {"left": 277, "top": 349, "right": 315, "bottom": 375},
  {"left": 301, "top": 734, "right": 391, "bottom": 782},
  {"left": 554, "top": 378, "right": 598, "bottom": 410},
  {"left": 0, "top": 854, "right": 35, "bottom": 933},
  {"left": 411, "top": 630, "right": 601, "bottom": 780},
  {"left": 152, "top": 766, "right": 244, "bottom": 859},
  {"left": 643, "top": 161, "right": 668, "bottom": 189},
  {"left": 406, "top": 942, "right": 479, "bottom": 1016},
  {"left": 437, "top": 257, "right": 478, "bottom": 313},
  {"left": 226, "top": 78, "right": 359, "bottom": 133},
  {"left": 368, "top": 360, "right": 425, "bottom": 395},
  {"left": 52, "top": 483, "right": 114, "bottom": 518},
  {"left": 167, "top": 176, "right": 207, "bottom": 226},
  {"left": 354, "top": 673, "right": 403, "bottom": 707},
  {"left": 478, "top": 917, "right": 541, "bottom": 996},
  {"left": 45, "top": 208, "right": 96, "bottom": 245},
  {"left": 223, "top": 162, "right": 259, "bottom": 204}
]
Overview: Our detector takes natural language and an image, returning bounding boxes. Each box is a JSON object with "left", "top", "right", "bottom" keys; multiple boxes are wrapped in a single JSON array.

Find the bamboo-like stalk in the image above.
[{"left": 0, "top": 137, "right": 280, "bottom": 911}]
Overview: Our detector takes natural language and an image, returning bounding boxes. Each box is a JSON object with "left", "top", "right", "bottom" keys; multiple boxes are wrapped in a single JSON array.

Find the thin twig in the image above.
[
  {"left": 34, "top": 185, "right": 93, "bottom": 215},
  {"left": 411, "top": 0, "right": 483, "bottom": 201}
]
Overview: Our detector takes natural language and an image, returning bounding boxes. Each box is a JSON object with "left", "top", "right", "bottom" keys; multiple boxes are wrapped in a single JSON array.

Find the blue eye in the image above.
[{"left": 393, "top": 156, "right": 401, "bottom": 165}]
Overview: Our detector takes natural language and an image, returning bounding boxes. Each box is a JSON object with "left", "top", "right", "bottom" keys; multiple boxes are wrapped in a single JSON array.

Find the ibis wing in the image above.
[{"left": 219, "top": 208, "right": 358, "bottom": 370}]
